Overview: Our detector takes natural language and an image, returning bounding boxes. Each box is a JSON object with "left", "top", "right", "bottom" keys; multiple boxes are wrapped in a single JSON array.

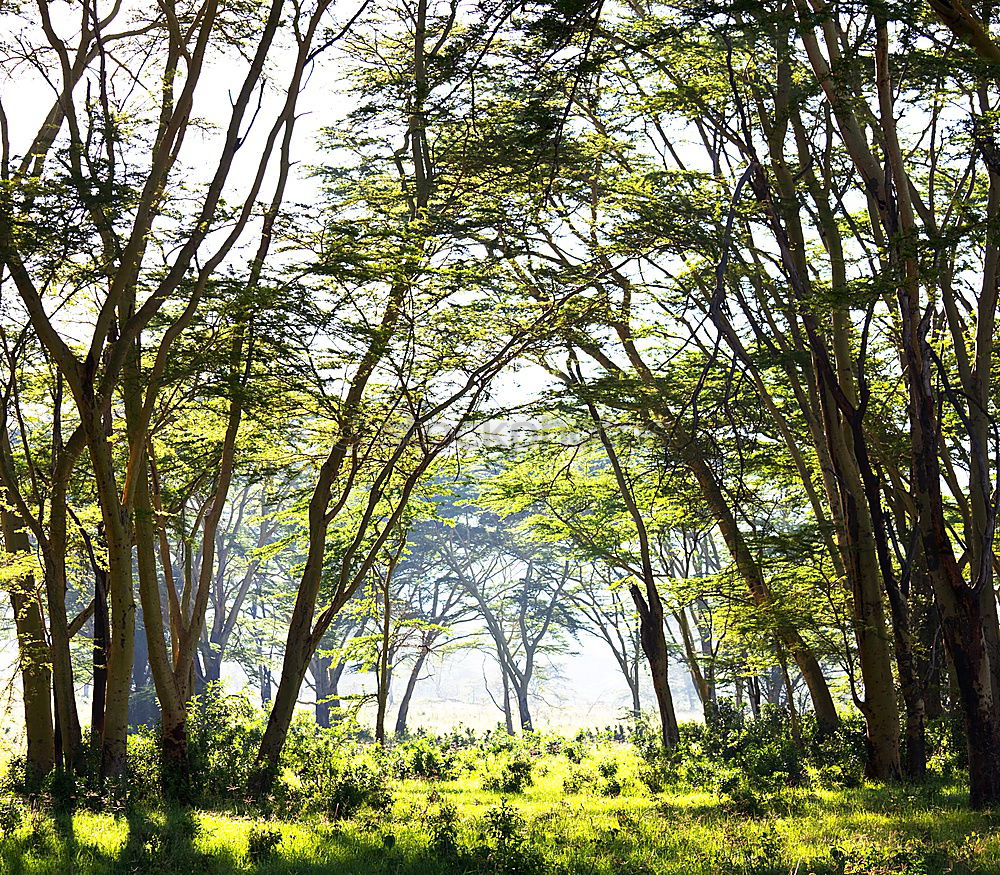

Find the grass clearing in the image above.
[{"left": 0, "top": 744, "right": 997, "bottom": 874}]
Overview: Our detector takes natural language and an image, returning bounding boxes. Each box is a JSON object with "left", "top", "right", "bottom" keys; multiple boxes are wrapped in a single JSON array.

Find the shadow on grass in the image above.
[{"left": 0, "top": 809, "right": 451, "bottom": 875}]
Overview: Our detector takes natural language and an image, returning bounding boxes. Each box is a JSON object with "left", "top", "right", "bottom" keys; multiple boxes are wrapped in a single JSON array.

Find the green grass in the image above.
[{"left": 0, "top": 745, "right": 998, "bottom": 874}]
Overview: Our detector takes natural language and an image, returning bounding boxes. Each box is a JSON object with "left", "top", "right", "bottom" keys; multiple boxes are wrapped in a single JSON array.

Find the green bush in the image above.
[
  {"left": 483, "top": 757, "right": 533, "bottom": 794},
  {"left": 426, "top": 800, "right": 460, "bottom": 858},
  {"left": 474, "top": 799, "right": 546, "bottom": 875},
  {"left": 247, "top": 825, "right": 282, "bottom": 864},
  {"left": 563, "top": 743, "right": 585, "bottom": 764},
  {"left": 703, "top": 824, "right": 784, "bottom": 875},
  {"left": 186, "top": 687, "right": 264, "bottom": 802},
  {"left": 399, "top": 738, "right": 458, "bottom": 780},
  {"left": 0, "top": 793, "right": 24, "bottom": 835},
  {"left": 562, "top": 765, "right": 596, "bottom": 795}
]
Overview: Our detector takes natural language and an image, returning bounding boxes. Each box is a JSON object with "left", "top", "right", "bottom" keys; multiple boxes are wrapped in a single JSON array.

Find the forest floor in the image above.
[{"left": 0, "top": 745, "right": 997, "bottom": 874}]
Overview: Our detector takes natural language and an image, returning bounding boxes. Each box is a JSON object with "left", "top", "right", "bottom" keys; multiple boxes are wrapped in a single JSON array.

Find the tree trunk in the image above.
[
  {"left": 0, "top": 508, "right": 55, "bottom": 776},
  {"left": 83, "top": 414, "right": 135, "bottom": 782},
  {"left": 675, "top": 607, "right": 711, "bottom": 713},
  {"left": 44, "top": 476, "right": 82, "bottom": 771},
  {"left": 91, "top": 558, "right": 109, "bottom": 746},
  {"left": 501, "top": 663, "right": 514, "bottom": 735},
  {"left": 630, "top": 584, "right": 679, "bottom": 748},
  {"left": 260, "top": 666, "right": 272, "bottom": 706},
  {"left": 395, "top": 645, "right": 429, "bottom": 737},
  {"left": 375, "top": 576, "right": 392, "bottom": 744},
  {"left": 628, "top": 665, "right": 641, "bottom": 716},
  {"left": 515, "top": 686, "right": 533, "bottom": 733},
  {"left": 748, "top": 676, "right": 761, "bottom": 718}
]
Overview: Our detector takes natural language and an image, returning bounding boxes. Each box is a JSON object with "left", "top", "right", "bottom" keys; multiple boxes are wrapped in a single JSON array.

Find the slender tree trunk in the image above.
[
  {"left": 375, "top": 578, "right": 392, "bottom": 744},
  {"left": 312, "top": 654, "right": 345, "bottom": 728},
  {"left": 675, "top": 608, "right": 711, "bottom": 712},
  {"left": 501, "top": 663, "right": 514, "bottom": 735},
  {"left": 91, "top": 557, "right": 109, "bottom": 747},
  {"left": 748, "top": 676, "right": 761, "bottom": 718},
  {"left": 83, "top": 411, "right": 135, "bottom": 782},
  {"left": 628, "top": 666, "right": 641, "bottom": 716},
  {"left": 395, "top": 646, "right": 429, "bottom": 737},
  {"left": 44, "top": 477, "right": 82, "bottom": 770},
  {"left": 515, "top": 685, "right": 533, "bottom": 733},
  {"left": 260, "top": 666, "right": 272, "bottom": 706}
]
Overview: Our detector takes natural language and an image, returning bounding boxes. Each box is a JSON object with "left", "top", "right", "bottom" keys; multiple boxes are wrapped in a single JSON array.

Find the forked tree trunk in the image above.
[{"left": 631, "top": 584, "right": 679, "bottom": 748}]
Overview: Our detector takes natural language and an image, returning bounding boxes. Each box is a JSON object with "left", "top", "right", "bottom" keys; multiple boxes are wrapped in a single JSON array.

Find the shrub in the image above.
[
  {"left": 0, "top": 794, "right": 24, "bottom": 835},
  {"left": 562, "top": 766, "right": 596, "bottom": 795},
  {"left": 806, "top": 712, "right": 867, "bottom": 788},
  {"left": 247, "top": 826, "right": 283, "bottom": 864},
  {"left": 636, "top": 760, "right": 671, "bottom": 794},
  {"left": 600, "top": 777, "right": 622, "bottom": 798},
  {"left": 475, "top": 799, "right": 546, "bottom": 875},
  {"left": 400, "top": 738, "right": 457, "bottom": 780},
  {"left": 426, "top": 800, "right": 460, "bottom": 859},
  {"left": 483, "top": 757, "right": 533, "bottom": 794},
  {"left": 704, "top": 825, "right": 784, "bottom": 875},
  {"left": 826, "top": 840, "right": 945, "bottom": 875},
  {"left": 924, "top": 715, "right": 967, "bottom": 779},
  {"left": 597, "top": 759, "right": 618, "bottom": 779},
  {"left": 327, "top": 766, "right": 393, "bottom": 819},
  {"left": 660, "top": 701, "right": 806, "bottom": 801},
  {"left": 186, "top": 687, "right": 263, "bottom": 802},
  {"left": 563, "top": 743, "right": 585, "bottom": 765}
]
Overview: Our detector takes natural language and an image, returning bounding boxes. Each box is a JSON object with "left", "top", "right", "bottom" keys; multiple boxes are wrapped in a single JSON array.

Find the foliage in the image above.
[
  {"left": 247, "top": 825, "right": 283, "bottom": 864},
  {"left": 483, "top": 757, "right": 535, "bottom": 795}
]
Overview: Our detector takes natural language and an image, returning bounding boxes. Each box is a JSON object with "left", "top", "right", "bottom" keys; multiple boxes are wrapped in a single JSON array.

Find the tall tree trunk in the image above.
[
  {"left": 260, "top": 666, "right": 272, "bottom": 706},
  {"left": 875, "top": 23, "right": 1000, "bottom": 805},
  {"left": 44, "top": 476, "right": 82, "bottom": 770},
  {"left": 91, "top": 558, "right": 109, "bottom": 747},
  {"left": 501, "top": 661, "right": 514, "bottom": 735},
  {"left": 748, "top": 676, "right": 761, "bottom": 718},
  {"left": 0, "top": 508, "right": 55, "bottom": 776},
  {"left": 628, "top": 662, "right": 641, "bottom": 716},
  {"left": 375, "top": 576, "right": 392, "bottom": 744},
  {"left": 313, "top": 653, "right": 332, "bottom": 728},
  {"left": 83, "top": 411, "right": 135, "bottom": 782},
  {"left": 132, "top": 441, "right": 190, "bottom": 798},
  {"left": 395, "top": 644, "right": 430, "bottom": 737},
  {"left": 515, "top": 685, "right": 533, "bottom": 733},
  {"left": 675, "top": 607, "right": 711, "bottom": 712}
]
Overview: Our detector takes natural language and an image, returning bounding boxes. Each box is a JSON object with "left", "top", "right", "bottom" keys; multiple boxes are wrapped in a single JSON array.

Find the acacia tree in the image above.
[
  {"left": 247, "top": 0, "right": 573, "bottom": 791},
  {"left": 388, "top": 520, "right": 478, "bottom": 736},
  {"left": 0, "top": 0, "right": 342, "bottom": 782},
  {"left": 432, "top": 503, "right": 577, "bottom": 733}
]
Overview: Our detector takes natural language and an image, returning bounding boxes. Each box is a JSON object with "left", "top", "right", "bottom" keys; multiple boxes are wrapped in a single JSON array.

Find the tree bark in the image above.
[
  {"left": 630, "top": 584, "right": 679, "bottom": 748},
  {"left": 395, "top": 644, "right": 429, "bottom": 737},
  {"left": 0, "top": 508, "right": 55, "bottom": 776}
]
